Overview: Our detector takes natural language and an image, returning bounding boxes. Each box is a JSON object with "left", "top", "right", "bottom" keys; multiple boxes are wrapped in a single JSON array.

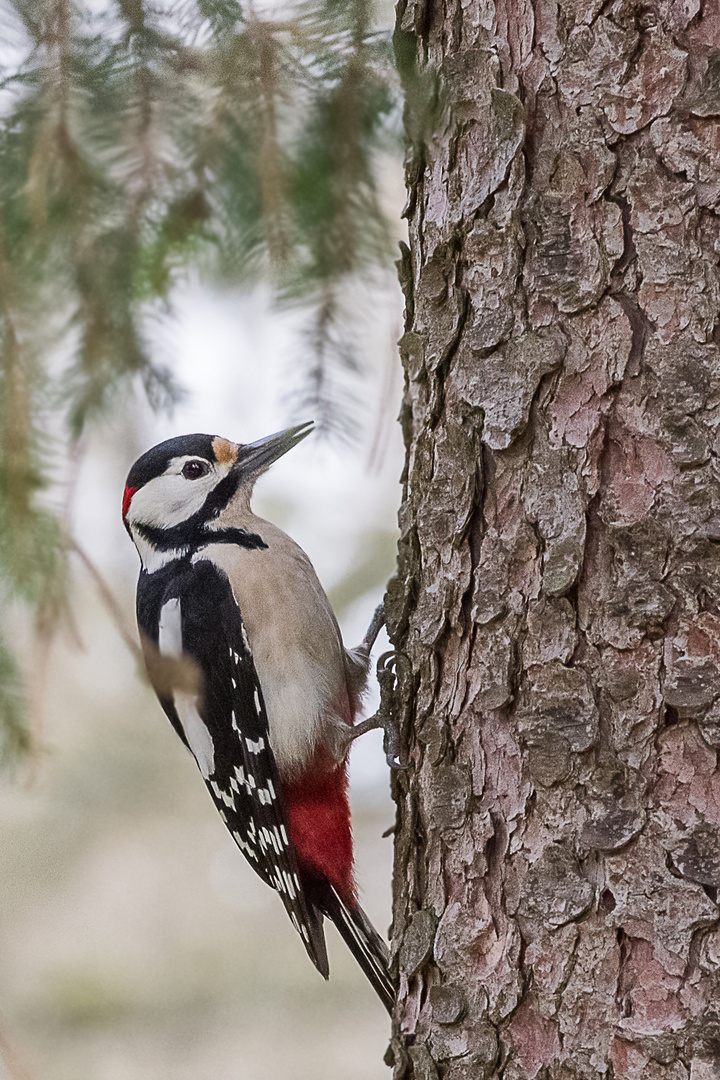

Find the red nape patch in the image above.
[
  {"left": 122, "top": 485, "right": 137, "bottom": 521},
  {"left": 282, "top": 761, "right": 355, "bottom": 905}
]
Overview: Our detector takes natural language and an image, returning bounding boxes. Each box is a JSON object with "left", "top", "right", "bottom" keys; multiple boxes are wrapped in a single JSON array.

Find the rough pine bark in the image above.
[{"left": 386, "top": 2, "right": 720, "bottom": 1078}]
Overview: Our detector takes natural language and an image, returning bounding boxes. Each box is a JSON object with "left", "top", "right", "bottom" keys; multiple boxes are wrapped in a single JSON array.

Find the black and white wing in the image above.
[{"left": 136, "top": 557, "right": 329, "bottom": 976}]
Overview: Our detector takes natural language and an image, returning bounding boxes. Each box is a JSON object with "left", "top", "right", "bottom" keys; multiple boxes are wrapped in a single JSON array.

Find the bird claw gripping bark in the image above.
[
  {"left": 375, "top": 650, "right": 410, "bottom": 769},
  {"left": 347, "top": 602, "right": 410, "bottom": 769}
]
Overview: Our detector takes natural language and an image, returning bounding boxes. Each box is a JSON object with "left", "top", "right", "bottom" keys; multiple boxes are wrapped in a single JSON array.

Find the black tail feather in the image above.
[
  {"left": 322, "top": 887, "right": 395, "bottom": 1014},
  {"left": 304, "top": 902, "right": 330, "bottom": 979}
]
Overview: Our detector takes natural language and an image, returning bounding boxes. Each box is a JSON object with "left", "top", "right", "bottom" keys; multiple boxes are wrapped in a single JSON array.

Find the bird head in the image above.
[{"left": 123, "top": 423, "right": 313, "bottom": 570}]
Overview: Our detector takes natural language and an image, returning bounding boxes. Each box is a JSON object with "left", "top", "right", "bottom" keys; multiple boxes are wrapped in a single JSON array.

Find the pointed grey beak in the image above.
[{"left": 235, "top": 421, "right": 314, "bottom": 475}]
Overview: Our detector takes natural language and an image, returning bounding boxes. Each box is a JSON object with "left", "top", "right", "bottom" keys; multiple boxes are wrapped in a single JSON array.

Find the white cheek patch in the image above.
[
  {"left": 128, "top": 471, "right": 216, "bottom": 528},
  {"left": 127, "top": 456, "right": 234, "bottom": 530},
  {"left": 158, "top": 597, "right": 216, "bottom": 779}
]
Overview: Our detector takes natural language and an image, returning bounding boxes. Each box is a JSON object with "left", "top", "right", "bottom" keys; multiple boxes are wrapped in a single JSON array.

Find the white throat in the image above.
[{"left": 130, "top": 526, "right": 189, "bottom": 574}]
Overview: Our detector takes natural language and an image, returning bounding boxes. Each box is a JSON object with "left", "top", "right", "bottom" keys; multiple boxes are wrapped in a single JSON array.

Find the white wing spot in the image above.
[
  {"left": 174, "top": 692, "right": 215, "bottom": 779},
  {"left": 157, "top": 600, "right": 217, "bottom": 779},
  {"left": 267, "top": 779, "right": 276, "bottom": 799},
  {"left": 245, "top": 736, "right": 265, "bottom": 754},
  {"left": 253, "top": 689, "right": 262, "bottom": 712},
  {"left": 158, "top": 597, "right": 183, "bottom": 657},
  {"left": 233, "top": 831, "right": 255, "bottom": 859},
  {"left": 210, "top": 780, "right": 235, "bottom": 810}
]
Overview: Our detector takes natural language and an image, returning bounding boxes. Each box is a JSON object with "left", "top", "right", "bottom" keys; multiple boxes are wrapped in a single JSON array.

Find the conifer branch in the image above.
[{"left": 0, "top": 0, "right": 400, "bottom": 764}]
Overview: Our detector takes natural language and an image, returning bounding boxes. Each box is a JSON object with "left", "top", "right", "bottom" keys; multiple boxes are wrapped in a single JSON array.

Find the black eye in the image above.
[{"left": 182, "top": 460, "right": 210, "bottom": 480}]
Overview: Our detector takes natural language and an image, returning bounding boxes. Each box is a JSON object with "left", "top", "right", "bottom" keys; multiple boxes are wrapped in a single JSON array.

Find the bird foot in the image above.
[
  {"left": 359, "top": 601, "right": 386, "bottom": 657},
  {"left": 346, "top": 650, "right": 409, "bottom": 769}
]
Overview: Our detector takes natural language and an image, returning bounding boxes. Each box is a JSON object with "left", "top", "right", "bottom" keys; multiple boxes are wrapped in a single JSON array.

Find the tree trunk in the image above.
[{"left": 387, "top": 2, "right": 720, "bottom": 1078}]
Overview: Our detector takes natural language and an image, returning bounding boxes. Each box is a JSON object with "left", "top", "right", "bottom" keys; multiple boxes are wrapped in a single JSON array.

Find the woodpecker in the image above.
[{"left": 122, "top": 423, "right": 393, "bottom": 1012}]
